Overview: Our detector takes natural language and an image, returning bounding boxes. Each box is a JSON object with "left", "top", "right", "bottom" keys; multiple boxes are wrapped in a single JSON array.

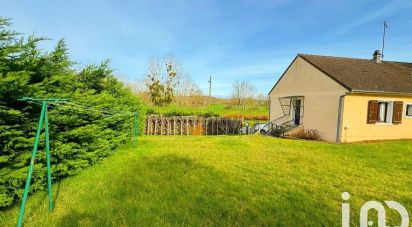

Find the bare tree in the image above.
[
  {"left": 256, "top": 93, "right": 269, "bottom": 106},
  {"left": 144, "top": 54, "right": 202, "bottom": 107},
  {"left": 232, "top": 80, "right": 242, "bottom": 109},
  {"left": 232, "top": 80, "right": 256, "bottom": 109},
  {"left": 244, "top": 82, "right": 256, "bottom": 108},
  {"left": 175, "top": 74, "right": 203, "bottom": 106},
  {"left": 145, "top": 55, "right": 180, "bottom": 106},
  {"left": 125, "top": 78, "right": 147, "bottom": 94}
]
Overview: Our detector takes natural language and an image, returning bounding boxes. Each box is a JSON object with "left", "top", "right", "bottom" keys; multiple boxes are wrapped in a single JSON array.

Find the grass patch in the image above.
[{"left": 1, "top": 135, "right": 411, "bottom": 226}]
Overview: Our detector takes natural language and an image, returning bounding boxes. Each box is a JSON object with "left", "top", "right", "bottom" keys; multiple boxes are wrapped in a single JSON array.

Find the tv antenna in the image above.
[{"left": 382, "top": 21, "right": 388, "bottom": 58}]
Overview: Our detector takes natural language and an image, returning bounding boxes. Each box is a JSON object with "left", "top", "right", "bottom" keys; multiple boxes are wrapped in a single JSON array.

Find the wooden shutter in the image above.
[
  {"left": 367, "top": 100, "right": 379, "bottom": 124},
  {"left": 392, "top": 101, "right": 403, "bottom": 124}
]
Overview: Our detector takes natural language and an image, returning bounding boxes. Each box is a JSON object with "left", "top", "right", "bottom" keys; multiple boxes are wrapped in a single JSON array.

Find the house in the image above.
[{"left": 268, "top": 51, "right": 412, "bottom": 143}]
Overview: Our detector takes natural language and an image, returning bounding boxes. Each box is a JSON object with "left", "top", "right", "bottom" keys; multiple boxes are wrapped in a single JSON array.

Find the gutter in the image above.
[
  {"left": 350, "top": 90, "right": 412, "bottom": 96},
  {"left": 268, "top": 95, "right": 271, "bottom": 121},
  {"left": 336, "top": 94, "right": 346, "bottom": 143}
]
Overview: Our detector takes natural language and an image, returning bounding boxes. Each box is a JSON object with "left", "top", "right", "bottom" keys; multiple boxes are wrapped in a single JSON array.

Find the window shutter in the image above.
[
  {"left": 392, "top": 101, "right": 403, "bottom": 124},
  {"left": 367, "top": 100, "right": 379, "bottom": 124}
]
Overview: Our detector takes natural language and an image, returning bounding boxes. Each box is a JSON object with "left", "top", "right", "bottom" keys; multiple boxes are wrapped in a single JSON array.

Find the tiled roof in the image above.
[{"left": 299, "top": 54, "right": 412, "bottom": 93}]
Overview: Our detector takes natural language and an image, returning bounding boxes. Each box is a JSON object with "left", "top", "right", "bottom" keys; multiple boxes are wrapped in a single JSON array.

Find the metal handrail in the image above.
[
  {"left": 261, "top": 116, "right": 303, "bottom": 136},
  {"left": 260, "top": 115, "right": 289, "bottom": 132}
]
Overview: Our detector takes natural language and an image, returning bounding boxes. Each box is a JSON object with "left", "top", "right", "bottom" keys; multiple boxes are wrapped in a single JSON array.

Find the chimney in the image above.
[{"left": 373, "top": 50, "right": 382, "bottom": 63}]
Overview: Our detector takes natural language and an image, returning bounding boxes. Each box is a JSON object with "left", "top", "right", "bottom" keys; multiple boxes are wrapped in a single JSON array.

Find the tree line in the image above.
[
  {"left": 127, "top": 56, "right": 268, "bottom": 109},
  {"left": 126, "top": 55, "right": 203, "bottom": 107}
]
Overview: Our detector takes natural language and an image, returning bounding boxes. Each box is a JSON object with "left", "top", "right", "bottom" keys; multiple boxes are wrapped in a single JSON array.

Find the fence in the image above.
[{"left": 145, "top": 115, "right": 243, "bottom": 135}]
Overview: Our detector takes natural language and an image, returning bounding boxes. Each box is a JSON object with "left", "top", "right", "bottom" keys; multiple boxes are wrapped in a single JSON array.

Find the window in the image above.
[
  {"left": 406, "top": 104, "right": 412, "bottom": 117},
  {"left": 377, "top": 102, "right": 388, "bottom": 122},
  {"left": 367, "top": 100, "right": 403, "bottom": 124},
  {"left": 377, "top": 101, "right": 393, "bottom": 123}
]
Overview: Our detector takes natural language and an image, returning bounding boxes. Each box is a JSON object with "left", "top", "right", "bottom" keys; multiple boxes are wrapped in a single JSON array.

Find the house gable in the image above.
[
  {"left": 269, "top": 55, "right": 349, "bottom": 97},
  {"left": 269, "top": 56, "right": 349, "bottom": 142}
]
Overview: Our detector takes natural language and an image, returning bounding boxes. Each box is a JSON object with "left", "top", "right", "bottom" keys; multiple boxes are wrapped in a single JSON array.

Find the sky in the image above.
[{"left": 1, "top": 0, "right": 412, "bottom": 97}]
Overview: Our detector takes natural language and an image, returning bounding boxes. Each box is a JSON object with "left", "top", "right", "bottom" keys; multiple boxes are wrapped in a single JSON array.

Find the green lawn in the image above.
[{"left": 1, "top": 135, "right": 411, "bottom": 226}]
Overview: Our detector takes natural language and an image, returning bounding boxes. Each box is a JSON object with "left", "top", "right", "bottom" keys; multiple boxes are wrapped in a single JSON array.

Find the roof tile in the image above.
[{"left": 299, "top": 54, "right": 412, "bottom": 94}]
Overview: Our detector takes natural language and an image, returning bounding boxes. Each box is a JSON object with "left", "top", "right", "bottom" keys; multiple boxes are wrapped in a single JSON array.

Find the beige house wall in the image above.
[
  {"left": 340, "top": 94, "right": 412, "bottom": 142},
  {"left": 269, "top": 56, "right": 348, "bottom": 142}
]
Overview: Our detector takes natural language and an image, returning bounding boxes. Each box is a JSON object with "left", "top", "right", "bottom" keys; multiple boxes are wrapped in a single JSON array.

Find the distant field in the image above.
[
  {"left": 1, "top": 135, "right": 411, "bottom": 226},
  {"left": 148, "top": 104, "right": 269, "bottom": 121}
]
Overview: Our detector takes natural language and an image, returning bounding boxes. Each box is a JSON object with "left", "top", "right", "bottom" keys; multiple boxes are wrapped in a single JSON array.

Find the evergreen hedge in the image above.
[{"left": 0, "top": 17, "right": 146, "bottom": 208}]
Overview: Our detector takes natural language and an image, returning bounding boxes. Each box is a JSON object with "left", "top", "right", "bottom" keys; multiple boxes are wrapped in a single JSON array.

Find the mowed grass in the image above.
[{"left": 1, "top": 135, "right": 412, "bottom": 226}]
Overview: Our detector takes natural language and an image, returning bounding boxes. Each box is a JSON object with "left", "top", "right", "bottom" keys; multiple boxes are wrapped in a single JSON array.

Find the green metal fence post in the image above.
[
  {"left": 17, "top": 101, "right": 47, "bottom": 227},
  {"left": 44, "top": 103, "right": 53, "bottom": 212},
  {"left": 134, "top": 112, "right": 138, "bottom": 144}
]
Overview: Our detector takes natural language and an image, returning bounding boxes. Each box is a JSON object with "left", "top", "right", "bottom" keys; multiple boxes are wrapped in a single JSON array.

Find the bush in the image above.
[
  {"left": 0, "top": 18, "right": 146, "bottom": 208},
  {"left": 292, "top": 128, "right": 321, "bottom": 140}
]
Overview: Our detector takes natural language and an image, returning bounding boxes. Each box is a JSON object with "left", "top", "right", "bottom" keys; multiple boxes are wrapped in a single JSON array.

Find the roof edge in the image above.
[
  {"left": 268, "top": 55, "right": 299, "bottom": 95},
  {"left": 299, "top": 53, "right": 412, "bottom": 64},
  {"left": 298, "top": 54, "right": 352, "bottom": 91},
  {"left": 349, "top": 90, "right": 412, "bottom": 96}
]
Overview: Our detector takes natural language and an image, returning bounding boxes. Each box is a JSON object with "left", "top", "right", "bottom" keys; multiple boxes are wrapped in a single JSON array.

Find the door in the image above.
[{"left": 294, "top": 99, "right": 301, "bottom": 125}]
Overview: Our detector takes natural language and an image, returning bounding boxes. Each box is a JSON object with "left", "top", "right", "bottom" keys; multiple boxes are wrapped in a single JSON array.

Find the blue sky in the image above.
[{"left": 1, "top": 0, "right": 412, "bottom": 97}]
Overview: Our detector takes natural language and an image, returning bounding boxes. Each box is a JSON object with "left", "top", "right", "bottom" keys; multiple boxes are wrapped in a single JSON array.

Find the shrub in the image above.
[
  {"left": 292, "top": 128, "right": 321, "bottom": 140},
  {"left": 0, "top": 18, "right": 146, "bottom": 208}
]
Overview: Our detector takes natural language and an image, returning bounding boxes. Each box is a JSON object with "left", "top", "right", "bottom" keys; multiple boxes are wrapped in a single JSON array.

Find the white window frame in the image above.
[
  {"left": 375, "top": 100, "right": 394, "bottom": 125},
  {"left": 405, "top": 103, "right": 412, "bottom": 118}
]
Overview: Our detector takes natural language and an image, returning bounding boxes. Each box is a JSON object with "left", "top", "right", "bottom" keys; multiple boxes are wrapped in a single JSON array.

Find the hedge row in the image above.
[{"left": 0, "top": 18, "right": 145, "bottom": 208}]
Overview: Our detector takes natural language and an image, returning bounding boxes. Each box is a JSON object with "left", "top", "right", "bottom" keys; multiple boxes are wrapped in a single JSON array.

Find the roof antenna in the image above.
[{"left": 382, "top": 21, "right": 388, "bottom": 59}]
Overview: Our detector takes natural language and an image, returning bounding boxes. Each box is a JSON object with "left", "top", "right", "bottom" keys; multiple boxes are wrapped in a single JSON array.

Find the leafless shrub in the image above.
[{"left": 293, "top": 128, "right": 321, "bottom": 140}]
